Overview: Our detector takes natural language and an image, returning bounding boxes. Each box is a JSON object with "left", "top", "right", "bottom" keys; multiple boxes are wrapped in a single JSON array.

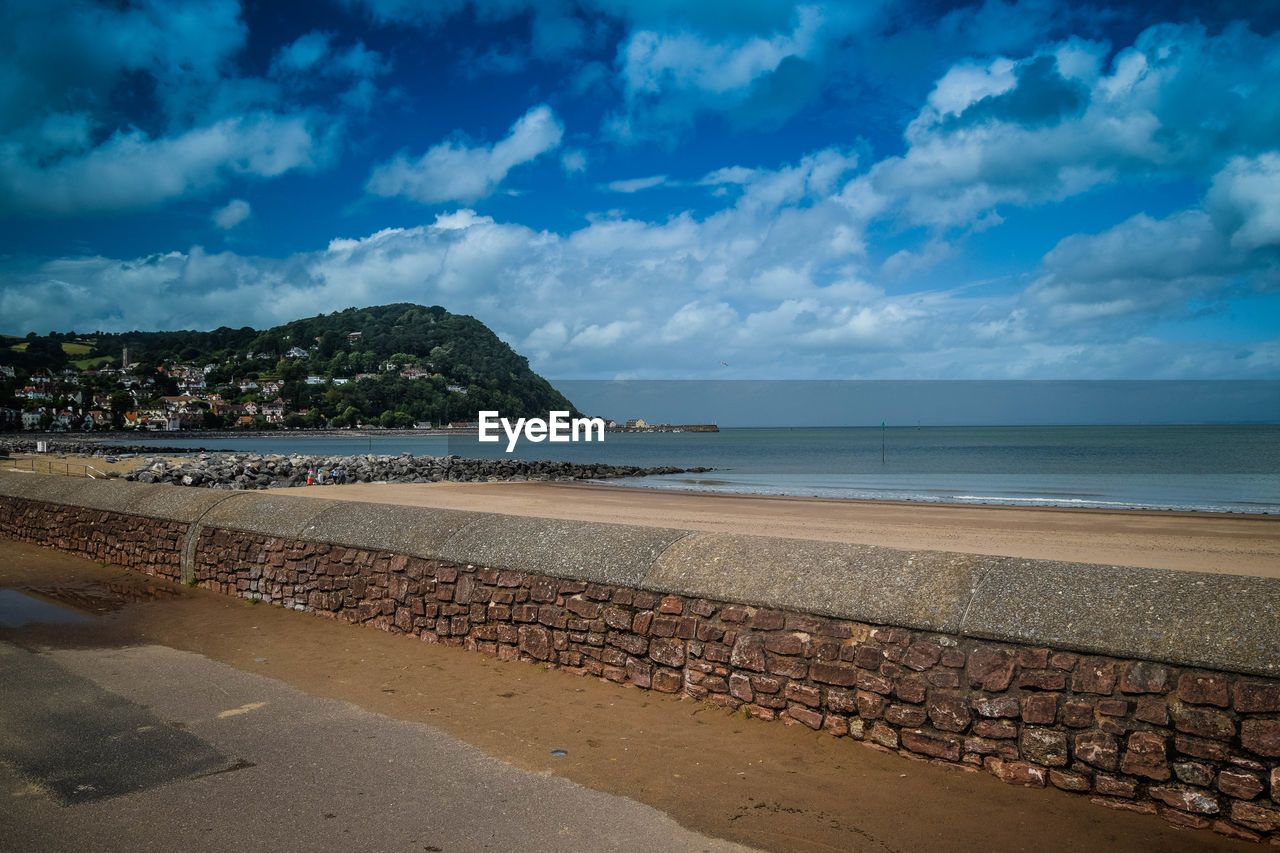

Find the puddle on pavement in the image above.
[
  {"left": 0, "top": 588, "right": 93, "bottom": 628},
  {"left": 23, "top": 577, "right": 182, "bottom": 614},
  {"left": 0, "top": 574, "right": 182, "bottom": 630}
]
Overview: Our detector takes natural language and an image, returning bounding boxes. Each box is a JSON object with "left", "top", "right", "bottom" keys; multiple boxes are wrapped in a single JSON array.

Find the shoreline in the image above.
[{"left": 5, "top": 447, "right": 1276, "bottom": 519}]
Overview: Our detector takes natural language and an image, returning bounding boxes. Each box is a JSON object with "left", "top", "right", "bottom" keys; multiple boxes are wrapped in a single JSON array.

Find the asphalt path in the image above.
[{"left": 0, "top": 640, "right": 753, "bottom": 853}]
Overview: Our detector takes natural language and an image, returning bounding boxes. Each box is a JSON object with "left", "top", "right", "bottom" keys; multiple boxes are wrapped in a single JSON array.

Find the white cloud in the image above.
[
  {"left": 871, "top": 22, "right": 1280, "bottom": 229},
  {"left": 212, "top": 198, "right": 251, "bottom": 229},
  {"left": 1207, "top": 152, "right": 1280, "bottom": 252},
  {"left": 366, "top": 104, "right": 564, "bottom": 204},
  {"left": 560, "top": 148, "right": 587, "bottom": 173},
  {"left": 271, "top": 31, "right": 332, "bottom": 75},
  {"left": 604, "top": 175, "right": 667, "bottom": 193},
  {"left": 0, "top": 113, "right": 323, "bottom": 215}
]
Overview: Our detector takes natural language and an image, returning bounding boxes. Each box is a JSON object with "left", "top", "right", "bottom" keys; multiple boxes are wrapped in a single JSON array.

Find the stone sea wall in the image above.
[{"left": 1, "top": 471, "right": 1278, "bottom": 843}]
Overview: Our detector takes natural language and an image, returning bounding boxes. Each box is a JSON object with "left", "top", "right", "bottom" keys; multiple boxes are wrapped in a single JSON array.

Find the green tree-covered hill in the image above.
[{"left": 1, "top": 304, "right": 577, "bottom": 429}]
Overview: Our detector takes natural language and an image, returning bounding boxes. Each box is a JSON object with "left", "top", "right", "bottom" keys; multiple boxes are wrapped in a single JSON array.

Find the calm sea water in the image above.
[{"left": 112, "top": 425, "right": 1280, "bottom": 514}]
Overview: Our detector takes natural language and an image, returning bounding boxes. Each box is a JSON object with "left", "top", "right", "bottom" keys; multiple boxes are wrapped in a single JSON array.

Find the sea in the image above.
[{"left": 110, "top": 424, "right": 1280, "bottom": 515}]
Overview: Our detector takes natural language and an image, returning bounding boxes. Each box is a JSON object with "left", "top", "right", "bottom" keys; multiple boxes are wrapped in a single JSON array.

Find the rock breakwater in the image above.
[{"left": 124, "top": 453, "right": 709, "bottom": 490}]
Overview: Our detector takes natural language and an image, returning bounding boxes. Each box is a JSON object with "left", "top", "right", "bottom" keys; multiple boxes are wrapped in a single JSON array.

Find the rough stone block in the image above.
[
  {"left": 1218, "top": 769, "right": 1264, "bottom": 800},
  {"left": 648, "top": 637, "right": 685, "bottom": 668},
  {"left": 786, "top": 705, "right": 823, "bottom": 730},
  {"left": 901, "top": 730, "right": 961, "bottom": 761},
  {"left": 1121, "top": 730, "right": 1170, "bottom": 781},
  {"left": 1231, "top": 801, "right": 1280, "bottom": 833},
  {"left": 885, "top": 704, "right": 928, "bottom": 728},
  {"left": 927, "top": 692, "right": 971, "bottom": 733},
  {"left": 973, "top": 720, "right": 1017, "bottom": 739},
  {"left": 966, "top": 646, "right": 1015, "bottom": 692},
  {"left": 1095, "top": 774, "right": 1136, "bottom": 798},
  {"left": 1177, "top": 672, "right": 1230, "bottom": 708},
  {"left": 1170, "top": 700, "right": 1236, "bottom": 741},
  {"left": 1149, "top": 786, "right": 1220, "bottom": 815},
  {"left": 1072, "top": 658, "right": 1116, "bottom": 695},
  {"left": 902, "top": 642, "right": 941, "bottom": 671},
  {"left": 988, "top": 758, "right": 1046, "bottom": 788},
  {"left": 1075, "top": 731, "right": 1120, "bottom": 771},
  {"left": 1022, "top": 693, "right": 1057, "bottom": 725},
  {"left": 1233, "top": 680, "right": 1280, "bottom": 713},
  {"left": 1050, "top": 769, "right": 1092, "bottom": 792},
  {"left": 1119, "top": 660, "right": 1172, "bottom": 694},
  {"left": 1134, "top": 695, "right": 1169, "bottom": 726},
  {"left": 856, "top": 690, "right": 888, "bottom": 720},
  {"left": 809, "top": 661, "right": 858, "bottom": 687},
  {"left": 1020, "top": 728, "right": 1069, "bottom": 766},
  {"left": 1242, "top": 719, "right": 1280, "bottom": 757},
  {"left": 518, "top": 625, "right": 552, "bottom": 661},
  {"left": 869, "top": 722, "right": 898, "bottom": 749},
  {"left": 1173, "top": 762, "right": 1213, "bottom": 787},
  {"left": 894, "top": 677, "right": 927, "bottom": 705}
]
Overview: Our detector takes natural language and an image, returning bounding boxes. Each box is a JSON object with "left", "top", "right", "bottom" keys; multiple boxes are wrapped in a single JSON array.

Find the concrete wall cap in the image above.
[
  {"left": 0, "top": 473, "right": 230, "bottom": 523},
  {"left": 646, "top": 532, "right": 986, "bottom": 633},
  {"left": 200, "top": 492, "right": 341, "bottom": 539},
  {"left": 433, "top": 513, "right": 689, "bottom": 588},
  {"left": 963, "top": 558, "right": 1280, "bottom": 679},
  {"left": 298, "top": 501, "right": 482, "bottom": 558}
]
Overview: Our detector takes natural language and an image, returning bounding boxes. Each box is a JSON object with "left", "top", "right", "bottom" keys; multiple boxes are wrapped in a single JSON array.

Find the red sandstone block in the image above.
[
  {"left": 1121, "top": 730, "right": 1171, "bottom": 781},
  {"left": 1231, "top": 801, "right": 1280, "bottom": 832},
  {"left": 785, "top": 705, "right": 823, "bottom": 730},
  {"left": 1218, "top": 769, "right": 1264, "bottom": 800},
  {"left": 785, "top": 614, "right": 822, "bottom": 634},
  {"left": 765, "top": 633, "right": 804, "bottom": 656},
  {"left": 657, "top": 595, "right": 683, "bottom": 614},
  {"left": 1170, "top": 700, "right": 1236, "bottom": 741},
  {"left": 1049, "top": 769, "right": 1092, "bottom": 792},
  {"left": 1072, "top": 658, "right": 1117, "bottom": 695},
  {"left": 1234, "top": 681, "right": 1280, "bottom": 712},
  {"left": 856, "top": 690, "right": 888, "bottom": 720},
  {"left": 902, "top": 642, "right": 941, "bottom": 672},
  {"left": 1242, "top": 719, "right": 1280, "bottom": 757},
  {"left": 1211, "top": 821, "right": 1262, "bottom": 842},
  {"left": 869, "top": 722, "right": 898, "bottom": 749},
  {"left": 1022, "top": 693, "right": 1058, "bottom": 725},
  {"left": 894, "top": 677, "right": 927, "bottom": 705},
  {"left": 987, "top": 758, "right": 1046, "bottom": 788},
  {"left": 885, "top": 704, "right": 928, "bottom": 728},
  {"left": 973, "top": 720, "right": 1017, "bottom": 740},
  {"left": 966, "top": 646, "right": 1015, "bottom": 692},
  {"left": 1018, "top": 648, "right": 1050, "bottom": 669},
  {"left": 784, "top": 683, "right": 821, "bottom": 707},
  {"left": 766, "top": 653, "right": 808, "bottom": 679},
  {"left": 1017, "top": 670, "right": 1068, "bottom": 691},
  {"left": 853, "top": 644, "right": 884, "bottom": 669},
  {"left": 1157, "top": 806, "right": 1212, "bottom": 830},
  {"left": 1075, "top": 731, "right": 1120, "bottom": 771},
  {"left": 927, "top": 692, "right": 971, "bottom": 733},
  {"left": 1178, "top": 672, "right": 1231, "bottom": 708}
]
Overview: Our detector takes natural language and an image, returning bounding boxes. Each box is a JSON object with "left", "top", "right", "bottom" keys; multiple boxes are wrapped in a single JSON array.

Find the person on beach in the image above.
[{"left": 307, "top": 468, "right": 314, "bottom": 485}]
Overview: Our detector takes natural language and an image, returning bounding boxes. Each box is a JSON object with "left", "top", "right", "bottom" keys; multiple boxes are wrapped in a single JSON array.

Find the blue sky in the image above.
[{"left": 1, "top": 0, "right": 1279, "bottom": 380}]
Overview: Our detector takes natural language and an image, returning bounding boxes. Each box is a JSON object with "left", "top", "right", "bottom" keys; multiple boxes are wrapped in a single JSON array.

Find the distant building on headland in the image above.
[{"left": 608, "top": 419, "right": 717, "bottom": 433}]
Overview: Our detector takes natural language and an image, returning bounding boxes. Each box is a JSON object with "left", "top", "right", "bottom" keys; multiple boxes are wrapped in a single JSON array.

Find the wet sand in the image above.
[
  {"left": 284, "top": 480, "right": 1280, "bottom": 577},
  {"left": 0, "top": 542, "right": 1255, "bottom": 853}
]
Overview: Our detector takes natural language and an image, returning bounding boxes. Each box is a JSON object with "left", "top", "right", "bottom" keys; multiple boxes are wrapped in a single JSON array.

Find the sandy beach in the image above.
[{"left": 284, "top": 480, "right": 1280, "bottom": 577}]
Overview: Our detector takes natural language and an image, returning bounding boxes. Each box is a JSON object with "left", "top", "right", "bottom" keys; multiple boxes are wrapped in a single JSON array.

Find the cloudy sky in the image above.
[{"left": 2, "top": 0, "right": 1278, "bottom": 379}]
